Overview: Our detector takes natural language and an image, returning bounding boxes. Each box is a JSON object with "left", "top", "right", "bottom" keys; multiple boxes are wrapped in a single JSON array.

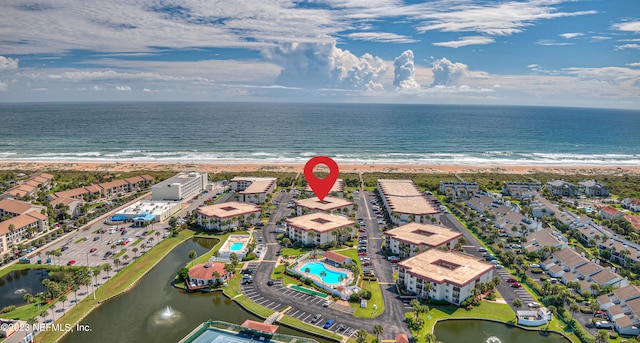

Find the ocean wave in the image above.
[{"left": 2, "top": 150, "right": 640, "bottom": 166}]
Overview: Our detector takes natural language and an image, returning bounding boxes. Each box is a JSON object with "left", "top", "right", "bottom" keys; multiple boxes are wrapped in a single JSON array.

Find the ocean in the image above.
[{"left": 1, "top": 102, "right": 639, "bottom": 166}]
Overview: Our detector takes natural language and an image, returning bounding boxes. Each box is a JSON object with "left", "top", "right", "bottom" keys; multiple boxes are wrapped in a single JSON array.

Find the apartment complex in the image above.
[
  {"left": 4, "top": 173, "right": 54, "bottom": 199},
  {"left": 501, "top": 182, "right": 541, "bottom": 199},
  {"left": 49, "top": 175, "right": 154, "bottom": 201},
  {"left": 285, "top": 212, "right": 355, "bottom": 246},
  {"left": 522, "top": 228, "right": 569, "bottom": 253},
  {"left": 295, "top": 196, "right": 353, "bottom": 216},
  {"left": 398, "top": 249, "right": 494, "bottom": 305},
  {"left": 0, "top": 211, "right": 48, "bottom": 254},
  {"left": 384, "top": 222, "right": 461, "bottom": 257},
  {"left": 439, "top": 181, "right": 479, "bottom": 199},
  {"left": 305, "top": 179, "right": 344, "bottom": 198},
  {"left": 152, "top": 172, "right": 206, "bottom": 201},
  {"left": 196, "top": 201, "right": 261, "bottom": 231},
  {"left": 229, "top": 177, "right": 277, "bottom": 204},
  {"left": 597, "top": 285, "right": 640, "bottom": 336},
  {"left": 466, "top": 193, "right": 540, "bottom": 236},
  {"left": 377, "top": 179, "right": 438, "bottom": 225}
]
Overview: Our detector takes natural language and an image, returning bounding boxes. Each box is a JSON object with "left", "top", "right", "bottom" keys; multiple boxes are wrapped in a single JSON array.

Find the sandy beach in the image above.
[{"left": 0, "top": 160, "right": 639, "bottom": 176}]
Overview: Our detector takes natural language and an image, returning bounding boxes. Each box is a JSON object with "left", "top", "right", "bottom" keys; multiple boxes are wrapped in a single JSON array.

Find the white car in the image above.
[
  {"left": 595, "top": 321, "right": 613, "bottom": 329},
  {"left": 528, "top": 302, "right": 541, "bottom": 308}
]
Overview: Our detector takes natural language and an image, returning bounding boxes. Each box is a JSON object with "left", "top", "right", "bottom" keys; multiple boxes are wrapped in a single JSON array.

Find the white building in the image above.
[
  {"left": 377, "top": 179, "right": 438, "bottom": 225},
  {"left": 197, "top": 201, "right": 261, "bottom": 231},
  {"left": 305, "top": 179, "right": 344, "bottom": 198},
  {"left": 114, "top": 200, "right": 182, "bottom": 224},
  {"left": 285, "top": 212, "right": 355, "bottom": 246},
  {"left": 597, "top": 285, "right": 640, "bottom": 336},
  {"left": 295, "top": 196, "right": 353, "bottom": 216},
  {"left": 229, "top": 177, "right": 277, "bottom": 204},
  {"left": 398, "top": 250, "right": 494, "bottom": 305},
  {"left": 439, "top": 181, "right": 479, "bottom": 199},
  {"left": 0, "top": 212, "right": 48, "bottom": 254},
  {"left": 152, "top": 172, "right": 207, "bottom": 201},
  {"left": 384, "top": 222, "right": 461, "bottom": 257}
]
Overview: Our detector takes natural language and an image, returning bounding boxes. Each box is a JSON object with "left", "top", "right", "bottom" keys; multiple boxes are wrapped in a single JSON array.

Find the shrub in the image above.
[
  {"left": 1, "top": 305, "right": 16, "bottom": 313},
  {"left": 241, "top": 253, "right": 257, "bottom": 261},
  {"left": 349, "top": 293, "right": 360, "bottom": 302},
  {"left": 579, "top": 306, "right": 594, "bottom": 314},
  {"left": 539, "top": 275, "right": 549, "bottom": 281},
  {"left": 608, "top": 332, "right": 618, "bottom": 339},
  {"left": 460, "top": 296, "right": 475, "bottom": 308},
  {"left": 530, "top": 267, "right": 543, "bottom": 274}
]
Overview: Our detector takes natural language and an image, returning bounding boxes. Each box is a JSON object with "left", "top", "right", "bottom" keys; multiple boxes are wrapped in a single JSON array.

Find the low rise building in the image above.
[
  {"left": 377, "top": 179, "right": 438, "bottom": 225},
  {"left": 197, "top": 201, "right": 261, "bottom": 231},
  {"left": 622, "top": 198, "right": 640, "bottom": 212},
  {"left": 152, "top": 172, "right": 207, "bottom": 201},
  {"left": 187, "top": 262, "right": 232, "bottom": 290},
  {"left": 517, "top": 308, "right": 553, "bottom": 326},
  {"left": 546, "top": 180, "right": 578, "bottom": 197},
  {"left": 600, "top": 206, "right": 623, "bottom": 220},
  {"left": 439, "top": 181, "right": 479, "bottom": 199},
  {"left": 384, "top": 222, "right": 461, "bottom": 257},
  {"left": 0, "top": 212, "right": 49, "bottom": 254},
  {"left": 0, "top": 198, "right": 35, "bottom": 218},
  {"left": 322, "top": 251, "right": 353, "bottom": 267},
  {"left": 49, "top": 197, "right": 83, "bottom": 219},
  {"left": 230, "top": 177, "right": 277, "bottom": 204},
  {"left": 597, "top": 285, "right": 640, "bottom": 336},
  {"left": 397, "top": 250, "right": 494, "bottom": 305},
  {"left": 578, "top": 180, "right": 610, "bottom": 197},
  {"left": 295, "top": 196, "right": 353, "bottom": 216},
  {"left": 502, "top": 182, "right": 542, "bottom": 199},
  {"left": 542, "top": 248, "right": 628, "bottom": 291},
  {"left": 114, "top": 200, "right": 181, "bottom": 225},
  {"left": 285, "top": 212, "right": 355, "bottom": 246},
  {"left": 305, "top": 179, "right": 344, "bottom": 198},
  {"left": 523, "top": 228, "right": 568, "bottom": 253}
]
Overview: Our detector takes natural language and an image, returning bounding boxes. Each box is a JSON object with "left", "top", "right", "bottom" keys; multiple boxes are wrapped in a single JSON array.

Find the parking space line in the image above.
[{"left": 302, "top": 314, "right": 311, "bottom": 322}]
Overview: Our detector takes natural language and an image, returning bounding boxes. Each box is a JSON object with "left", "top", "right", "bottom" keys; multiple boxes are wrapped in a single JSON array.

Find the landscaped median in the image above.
[{"left": 35, "top": 229, "right": 196, "bottom": 343}]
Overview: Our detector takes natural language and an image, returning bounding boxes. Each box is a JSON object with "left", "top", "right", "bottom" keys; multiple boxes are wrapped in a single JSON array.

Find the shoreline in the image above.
[{"left": 0, "top": 160, "right": 639, "bottom": 175}]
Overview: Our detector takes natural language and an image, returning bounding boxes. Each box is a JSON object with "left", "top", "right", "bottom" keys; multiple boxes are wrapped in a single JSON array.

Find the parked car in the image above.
[
  {"left": 478, "top": 247, "right": 487, "bottom": 252},
  {"left": 507, "top": 277, "right": 517, "bottom": 283},
  {"left": 389, "top": 257, "right": 400, "bottom": 263},
  {"left": 323, "top": 300, "right": 332, "bottom": 307},
  {"left": 528, "top": 302, "right": 541, "bottom": 308},
  {"left": 322, "top": 319, "right": 335, "bottom": 329},
  {"left": 311, "top": 314, "right": 322, "bottom": 323},
  {"left": 61, "top": 246, "right": 69, "bottom": 252},
  {"left": 595, "top": 321, "right": 613, "bottom": 329},
  {"left": 267, "top": 280, "right": 274, "bottom": 286},
  {"left": 89, "top": 248, "right": 97, "bottom": 253},
  {"left": 511, "top": 282, "right": 521, "bottom": 288},
  {"left": 67, "top": 260, "right": 76, "bottom": 266},
  {"left": 93, "top": 236, "right": 100, "bottom": 241}
]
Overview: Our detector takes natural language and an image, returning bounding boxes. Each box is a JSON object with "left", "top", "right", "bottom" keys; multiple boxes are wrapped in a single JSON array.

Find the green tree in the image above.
[
  {"left": 355, "top": 329, "right": 368, "bottom": 343},
  {"left": 373, "top": 324, "right": 384, "bottom": 340},
  {"left": 188, "top": 250, "right": 198, "bottom": 266},
  {"left": 23, "top": 293, "right": 34, "bottom": 305},
  {"left": 513, "top": 299, "right": 523, "bottom": 309},
  {"left": 595, "top": 330, "right": 609, "bottom": 343}
]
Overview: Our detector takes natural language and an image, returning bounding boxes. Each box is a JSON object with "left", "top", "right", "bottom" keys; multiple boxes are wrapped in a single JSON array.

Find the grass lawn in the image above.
[
  {"left": 271, "top": 265, "right": 301, "bottom": 286},
  {"left": 280, "top": 247, "right": 312, "bottom": 258},
  {"left": 36, "top": 229, "right": 196, "bottom": 343},
  {"left": 349, "top": 279, "right": 385, "bottom": 318},
  {"left": 131, "top": 238, "right": 143, "bottom": 246},
  {"left": 73, "top": 237, "right": 86, "bottom": 244},
  {"left": 1, "top": 299, "right": 57, "bottom": 321}
]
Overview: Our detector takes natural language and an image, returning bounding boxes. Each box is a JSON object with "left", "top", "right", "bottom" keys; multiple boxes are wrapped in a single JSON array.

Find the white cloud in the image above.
[
  {"left": 143, "top": 88, "right": 158, "bottom": 92},
  {"left": 431, "top": 58, "right": 468, "bottom": 86},
  {"left": 344, "top": 32, "right": 418, "bottom": 43},
  {"left": 612, "top": 21, "right": 640, "bottom": 32},
  {"left": 559, "top": 32, "right": 583, "bottom": 39},
  {"left": 414, "top": 2, "right": 596, "bottom": 36},
  {"left": 92, "top": 85, "right": 103, "bottom": 91},
  {"left": 393, "top": 50, "right": 420, "bottom": 89},
  {"left": 46, "top": 70, "right": 211, "bottom": 83},
  {"left": 0, "top": 56, "right": 19, "bottom": 72},
  {"left": 615, "top": 44, "right": 640, "bottom": 50},
  {"left": 590, "top": 36, "right": 610, "bottom": 41},
  {"left": 31, "top": 88, "right": 48, "bottom": 91},
  {"left": 433, "top": 36, "right": 495, "bottom": 48},
  {"left": 564, "top": 67, "right": 640, "bottom": 86},
  {"left": 265, "top": 42, "right": 387, "bottom": 90},
  {"left": 0, "top": 81, "right": 7, "bottom": 91},
  {"left": 115, "top": 85, "right": 131, "bottom": 91},
  {"left": 535, "top": 40, "right": 573, "bottom": 46},
  {"left": 628, "top": 62, "right": 640, "bottom": 68}
]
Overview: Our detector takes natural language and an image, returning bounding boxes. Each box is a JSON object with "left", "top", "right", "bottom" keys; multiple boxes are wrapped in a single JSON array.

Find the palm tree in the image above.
[
  {"left": 93, "top": 267, "right": 101, "bottom": 286},
  {"left": 373, "top": 324, "right": 384, "bottom": 340},
  {"left": 23, "top": 293, "right": 34, "bottom": 305},
  {"left": 132, "top": 247, "right": 139, "bottom": 258},
  {"left": 39, "top": 310, "right": 47, "bottom": 323},
  {"left": 103, "top": 264, "right": 112, "bottom": 278},
  {"left": 59, "top": 294, "right": 67, "bottom": 312},
  {"left": 355, "top": 329, "right": 368, "bottom": 343},
  {"left": 319, "top": 271, "right": 326, "bottom": 288},
  {"left": 71, "top": 284, "right": 79, "bottom": 304},
  {"left": 123, "top": 254, "right": 130, "bottom": 264},
  {"left": 113, "top": 258, "right": 121, "bottom": 272},
  {"left": 141, "top": 243, "right": 147, "bottom": 252}
]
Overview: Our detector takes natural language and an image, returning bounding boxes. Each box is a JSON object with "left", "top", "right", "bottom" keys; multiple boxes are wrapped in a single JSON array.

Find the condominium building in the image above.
[
  {"left": 578, "top": 180, "right": 610, "bottom": 197},
  {"left": 285, "top": 212, "right": 355, "bottom": 246},
  {"left": 304, "top": 179, "right": 344, "bottom": 198},
  {"left": 546, "top": 180, "right": 578, "bottom": 197},
  {"left": 377, "top": 179, "right": 438, "bottom": 225},
  {"left": 384, "top": 222, "right": 461, "bottom": 257},
  {"left": 597, "top": 285, "right": 640, "bottom": 336},
  {"left": 398, "top": 250, "right": 494, "bottom": 305},
  {"left": 152, "top": 172, "right": 207, "bottom": 201},
  {"left": 502, "top": 182, "right": 542, "bottom": 199},
  {"left": 439, "top": 181, "right": 479, "bottom": 199},
  {"left": 197, "top": 201, "right": 261, "bottom": 231},
  {"left": 295, "top": 196, "right": 353, "bottom": 216},
  {"left": 229, "top": 177, "right": 277, "bottom": 204},
  {"left": 0, "top": 212, "right": 49, "bottom": 254}
]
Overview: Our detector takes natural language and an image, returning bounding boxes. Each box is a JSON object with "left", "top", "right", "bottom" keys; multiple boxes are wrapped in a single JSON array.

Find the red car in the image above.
[
  {"left": 507, "top": 277, "right": 517, "bottom": 283},
  {"left": 358, "top": 228, "right": 366, "bottom": 233},
  {"left": 90, "top": 248, "right": 97, "bottom": 253},
  {"left": 389, "top": 257, "right": 400, "bottom": 263},
  {"left": 358, "top": 252, "right": 367, "bottom": 257},
  {"left": 511, "top": 282, "right": 521, "bottom": 288},
  {"left": 67, "top": 260, "right": 76, "bottom": 266}
]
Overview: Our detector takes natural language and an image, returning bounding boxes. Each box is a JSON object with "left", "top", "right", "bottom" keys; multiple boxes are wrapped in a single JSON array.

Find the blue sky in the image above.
[{"left": 0, "top": 0, "right": 638, "bottom": 108}]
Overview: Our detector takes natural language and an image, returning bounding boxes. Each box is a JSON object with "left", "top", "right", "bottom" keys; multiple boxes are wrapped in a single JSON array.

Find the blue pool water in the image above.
[
  {"left": 230, "top": 242, "right": 244, "bottom": 251},
  {"left": 299, "top": 262, "right": 347, "bottom": 285}
]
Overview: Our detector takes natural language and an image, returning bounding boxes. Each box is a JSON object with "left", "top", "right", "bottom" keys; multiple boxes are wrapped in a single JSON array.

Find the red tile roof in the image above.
[
  {"left": 241, "top": 320, "right": 278, "bottom": 334},
  {"left": 396, "top": 334, "right": 409, "bottom": 343},
  {"left": 188, "top": 262, "right": 228, "bottom": 280},
  {"left": 323, "top": 251, "right": 350, "bottom": 264}
]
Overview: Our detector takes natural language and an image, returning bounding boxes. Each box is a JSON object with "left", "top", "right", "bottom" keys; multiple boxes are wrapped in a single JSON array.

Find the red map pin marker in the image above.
[{"left": 304, "top": 156, "right": 339, "bottom": 201}]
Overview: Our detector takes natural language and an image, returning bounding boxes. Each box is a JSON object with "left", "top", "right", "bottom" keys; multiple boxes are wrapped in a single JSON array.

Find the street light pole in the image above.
[{"left": 88, "top": 270, "right": 96, "bottom": 300}]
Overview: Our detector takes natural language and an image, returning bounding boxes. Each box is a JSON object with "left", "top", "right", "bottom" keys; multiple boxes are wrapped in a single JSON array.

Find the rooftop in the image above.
[
  {"left": 0, "top": 198, "right": 33, "bottom": 215},
  {"left": 398, "top": 250, "right": 494, "bottom": 287},
  {"left": 305, "top": 179, "right": 344, "bottom": 194},
  {"left": 384, "top": 222, "right": 461, "bottom": 248},
  {"left": 154, "top": 172, "right": 206, "bottom": 187},
  {"left": 188, "top": 262, "right": 227, "bottom": 280},
  {"left": 286, "top": 212, "right": 355, "bottom": 233},
  {"left": 197, "top": 201, "right": 260, "bottom": 219},
  {"left": 377, "top": 179, "right": 438, "bottom": 215},
  {"left": 231, "top": 177, "right": 277, "bottom": 194},
  {"left": 295, "top": 196, "right": 353, "bottom": 211}
]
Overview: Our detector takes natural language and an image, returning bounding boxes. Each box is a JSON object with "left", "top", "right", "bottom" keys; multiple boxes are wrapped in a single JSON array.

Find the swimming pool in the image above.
[
  {"left": 298, "top": 262, "right": 347, "bottom": 285},
  {"left": 230, "top": 242, "right": 244, "bottom": 251}
]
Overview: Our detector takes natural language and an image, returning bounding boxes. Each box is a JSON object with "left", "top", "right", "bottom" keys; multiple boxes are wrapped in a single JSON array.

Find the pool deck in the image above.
[{"left": 296, "top": 261, "right": 352, "bottom": 288}]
